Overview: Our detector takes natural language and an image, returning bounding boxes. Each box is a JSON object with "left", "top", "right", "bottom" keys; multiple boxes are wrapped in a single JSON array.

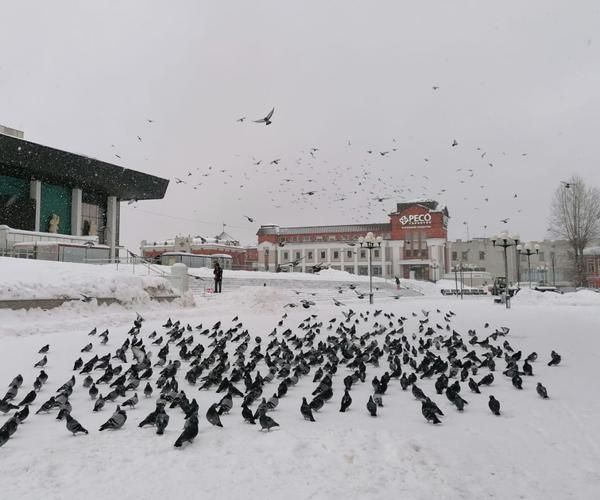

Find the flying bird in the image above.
[{"left": 254, "top": 107, "right": 275, "bottom": 125}]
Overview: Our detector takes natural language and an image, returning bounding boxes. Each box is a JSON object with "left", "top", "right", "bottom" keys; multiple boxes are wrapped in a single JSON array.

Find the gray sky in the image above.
[{"left": 2, "top": 1, "right": 600, "bottom": 250}]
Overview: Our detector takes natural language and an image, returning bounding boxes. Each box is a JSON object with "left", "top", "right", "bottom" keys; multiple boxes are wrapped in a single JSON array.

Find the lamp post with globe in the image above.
[
  {"left": 516, "top": 242, "right": 539, "bottom": 289},
  {"left": 359, "top": 232, "right": 383, "bottom": 305},
  {"left": 491, "top": 231, "right": 520, "bottom": 309}
]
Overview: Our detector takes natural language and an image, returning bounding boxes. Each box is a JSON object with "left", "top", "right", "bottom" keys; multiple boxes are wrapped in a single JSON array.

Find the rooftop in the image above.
[{"left": 0, "top": 133, "right": 169, "bottom": 201}]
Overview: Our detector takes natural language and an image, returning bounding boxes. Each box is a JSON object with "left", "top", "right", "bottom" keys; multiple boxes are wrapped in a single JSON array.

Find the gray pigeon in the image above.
[{"left": 99, "top": 406, "right": 127, "bottom": 431}]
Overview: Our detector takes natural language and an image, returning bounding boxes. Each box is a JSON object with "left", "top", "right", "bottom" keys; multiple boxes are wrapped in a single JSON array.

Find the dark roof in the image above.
[{"left": 0, "top": 134, "right": 169, "bottom": 201}]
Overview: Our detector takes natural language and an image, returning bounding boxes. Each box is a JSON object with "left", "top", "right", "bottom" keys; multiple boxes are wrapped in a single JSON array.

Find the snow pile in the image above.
[
  {"left": 0, "top": 279, "right": 599, "bottom": 499},
  {"left": 0, "top": 257, "right": 175, "bottom": 303},
  {"left": 516, "top": 287, "right": 600, "bottom": 307}
]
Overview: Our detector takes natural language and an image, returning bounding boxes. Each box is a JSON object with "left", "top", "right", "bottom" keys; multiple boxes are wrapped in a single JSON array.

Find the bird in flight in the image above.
[
  {"left": 270, "top": 159, "right": 281, "bottom": 165},
  {"left": 560, "top": 181, "right": 573, "bottom": 188},
  {"left": 174, "top": 178, "right": 186, "bottom": 184},
  {"left": 254, "top": 107, "right": 275, "bottom": 125},
  {"left": 500, "top": 218, "right": 510, "bottom": 224},
  {"left": 244, "top": 215, "right": 254, "bottom": 223},
  {"left": 137, "top": 136, "right": 142, "bottom": 142},
  {"left": 451, "top": 139, "right": 458, "bottom": 147},
  {"left": 237, "top": 117, "right": 246, "bottom": 122},
  {"left": 432, "top": 86, "right": 439, "bottom": 90}
]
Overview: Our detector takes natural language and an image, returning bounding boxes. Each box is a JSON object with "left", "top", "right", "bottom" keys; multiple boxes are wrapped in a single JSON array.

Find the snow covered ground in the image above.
[
  {"left": 0, "top": 263, "right": 599, "bottom": 500},
  {"left": 0, "top": 257, "right": 174, "bottom": 303}
]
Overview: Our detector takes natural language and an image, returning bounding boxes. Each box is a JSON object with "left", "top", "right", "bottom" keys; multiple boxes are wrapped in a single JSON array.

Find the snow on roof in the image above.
[{"left": 583, "top": 246, "right": 600, "bottom": 256}]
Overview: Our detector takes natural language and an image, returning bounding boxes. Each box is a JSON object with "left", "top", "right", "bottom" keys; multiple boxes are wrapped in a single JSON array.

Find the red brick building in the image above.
[
  {"left": 140, "top": 231, "right": 258, "bottom": 270},
  {"left": 257, "top": 200, "right": 450, "bottom": 280},
  {"left": 583, "top": 246, "right": 600, "bottom": 288}
]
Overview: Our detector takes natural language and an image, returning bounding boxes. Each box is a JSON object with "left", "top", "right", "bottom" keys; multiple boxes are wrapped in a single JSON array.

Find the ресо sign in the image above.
[{"left": 399, "top": 213, "right": 432, "bottom": 226}]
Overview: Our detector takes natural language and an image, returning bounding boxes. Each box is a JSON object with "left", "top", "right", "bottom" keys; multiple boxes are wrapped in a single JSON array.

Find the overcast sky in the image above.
[{"left": 2, "top": 1, "right": 599, "bottom": 250}]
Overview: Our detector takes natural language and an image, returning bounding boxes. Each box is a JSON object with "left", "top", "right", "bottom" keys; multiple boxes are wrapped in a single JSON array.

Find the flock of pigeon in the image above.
[{"left": 0, "top": 307, "right": 561, "bottom": 449}]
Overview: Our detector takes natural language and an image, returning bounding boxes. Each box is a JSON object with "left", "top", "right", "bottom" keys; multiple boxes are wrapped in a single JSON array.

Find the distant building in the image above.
[
  {"left": 256, "top": 200, "right": 450, "bottom": 280},
  {"left": 583, "top": 246, "right": 600, "bottom": 288},
  {"left": 449, "top": 238, "right": 576, "bottom": 286},
  {"left": 0, "top": 128, "right": 168, "bottom": 261},
  {"left": 141, "top": 231, "right": 258, "bottom": 270}
]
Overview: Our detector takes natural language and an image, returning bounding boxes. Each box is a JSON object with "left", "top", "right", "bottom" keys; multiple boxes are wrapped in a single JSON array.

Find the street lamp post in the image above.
[
  {"left": 516, "top": 242, "right": 540, "bottom": 289},
  {"left": 359, "top": 232, "right": 383, "bottom": 305},
  {"left": 430, "top": 260, "right": 439, "bottom": 283},
  {"left": 491, "top": 231, "right": 520, "bottom": 309},
  {"left": 537, "top": 263, "right": 548, "bottom": 285}
]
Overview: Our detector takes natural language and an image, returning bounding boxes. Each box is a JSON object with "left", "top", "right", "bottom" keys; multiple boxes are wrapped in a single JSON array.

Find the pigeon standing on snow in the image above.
[
  {"left": 241, "top": 403, "right": 256, "bottom": 424},
  {"left": 0, "top": 400, "right": 19, "bottom": 413},
  {"left": 258, "top": 410, "right": 279, "bottom": 431},
  {"left": 155, "top": 407, "right": 170, "bottom": 435},
  {"left": 144, "top": 382, "right": 153, "bottom": 398},
  {"left": 548, "top": 351, "right": 562, "bottom": 366},
  {"left": 121, "top": 393, "right": 138, "bottom": 409},
  {"left": 59, "top": 409, "right": 88, "bottom": 435},
  {"left": 536, "top": 383, "right": 549, "bottom": 399},
  {"left": 206, "top": 403, "right": 223, "bottom": 427},
  {"left": 17, "top": 390, "right": 36, "bottom": 407},
  {"left": 339, "top": 389, "right": 352, "bottom": 412},
  {"left": 421, "top": 400, "right": 442, "bottom": 424},
  {"left": 99, "top": 406, "right": 127, "bottom": 431},
  {"left": 174, "top": 413, "right": 199, "bottom": 447},
  {"left": 488, "top": 396, "right": 501, "bottom": 416},
  {"left": 301, "top": 397, "right": 316, "bottom": 421},
  {"left": 34, "top": 355, "right": 47, "bottom": 368},
  {"left": 366, "top": 395, "right": 377, "bottom": 416}
]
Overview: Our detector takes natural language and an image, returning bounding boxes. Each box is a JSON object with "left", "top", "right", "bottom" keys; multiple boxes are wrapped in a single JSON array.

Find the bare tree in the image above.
[{"left": 548, "top": 175, "right": 600, "bottom": 286}]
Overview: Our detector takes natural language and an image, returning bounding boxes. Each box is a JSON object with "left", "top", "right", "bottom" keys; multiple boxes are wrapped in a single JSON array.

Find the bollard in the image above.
[{"left": 170, "top": 263, "right": 189, "bottom": 295}]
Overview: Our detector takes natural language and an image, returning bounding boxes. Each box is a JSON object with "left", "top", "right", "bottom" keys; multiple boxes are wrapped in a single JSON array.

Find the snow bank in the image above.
[{"left": 0, "top": 257, "right": 175, "bottom": 303}]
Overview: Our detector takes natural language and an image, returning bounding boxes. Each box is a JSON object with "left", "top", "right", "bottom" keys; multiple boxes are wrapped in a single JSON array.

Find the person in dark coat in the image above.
[
  {"left": 213, "top": 262, "right": 223, "bottom": 293},
  {"left": 395, "top": 276, "right": 400, "bottom": 290}
]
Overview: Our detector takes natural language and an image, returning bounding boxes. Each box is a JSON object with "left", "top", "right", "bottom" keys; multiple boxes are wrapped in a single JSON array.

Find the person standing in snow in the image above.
[
  {"left": 395, "top": 276, "right": 400, "bottom": 290},
  {"left": 213, "top": 261, "right": 223, "bottom": 293}
]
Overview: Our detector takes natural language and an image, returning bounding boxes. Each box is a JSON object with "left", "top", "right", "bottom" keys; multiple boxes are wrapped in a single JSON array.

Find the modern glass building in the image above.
[{"left": 0, "top": 130, "right": 169, "bottom": 260}]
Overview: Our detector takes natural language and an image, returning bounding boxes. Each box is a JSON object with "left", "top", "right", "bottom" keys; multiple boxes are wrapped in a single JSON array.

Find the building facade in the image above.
[
  {"left": 141, "top": 232, "right": 258, "bottom": 270},
  {"left": 583, "top": 246, "right": 600, "bottom": 288},
  {"left": 256, "top": 200, "right": 450, "bottom": 280},
  {"left": 1, "top": 128, "right": 168, "bottom": 260},
  {"left": 449, "top": 238, "right": 575, "bottom": 286}
]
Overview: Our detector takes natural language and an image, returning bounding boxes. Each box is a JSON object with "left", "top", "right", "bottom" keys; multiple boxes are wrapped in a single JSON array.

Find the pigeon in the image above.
[
  {"left": 0, "top": 400, "right": 19, "bottom": 414},
  {"left": 241, "top": 403, "right": 256, "bottom": 424},
  {"left": 17, "top": 390, "right": 36, "bottom": 407},
  {"left": 99, "top": 406, "right": 127, "bottom": 431},
  {"left": 144, "top": 382, "right": 153, "bottom": 398},
  {"left": 366, "top": 396, "right": 377, "bottom": 417},
  {"left": 421, "top": 401, "right": 442, "bottom": 424},
  {"left": 339, "top": 389, "right": 352, "bottom": 412},
  {"left": 174, "top": 413, "right": 199, "bottom": 447},
  {"left": 9, "top": 374, "right": 23, "bottom": 388},
  {"left": 62, "top": 412, "right": 89, "bottom": 435},
  {"left": 33, "top": 377, "right": 43, "bottom": 392},
  {"left": 82, "top": 375, "right": 94, "bottom": 388},
  {"left": 309, "top": 396, "right": 324, "bottom": 412},
  {"left": 0, "top": 418, "right": 18, "bottom": 438},
  {"left": 93, "top": 394, "right": 105, "bottom": 412},
  {"left": 218, "top": 393, "right": 234, "bottom": 415},
  {"left": 89, "top": 384, "right": 99, "bottom": 400},
  {"left": 35, "top": 396, "right": 56, "bottom": 414},
  {"left": 536, "top": 383, "right": 549, "bottom": 399},
  {"left": 478, "top": 374, "right": 494, "bottom": 387},
  {"left": 34, "top": 355, "right": 47, "bottom": 368},
  {"left": 468, "top": 378, "right": 481, "bottom": 394},
  {"left": 258, "top": 410, "right": 279, "bottom": 431},
  {"left": 411, "top": 384, "right": 427, "bottom": 401},
  {"left": 0, "top": 429, "right": 8, "bottom": 447},
  {"left": 488, "top": 396, "right": 501, "bottom": 416},
  {"left": 81, "top": 343, "right": 93, "bottom": 353},
  {"left": 121, "top": 393, "right": 138, "bottom": 408},
  {"left": 511, "top": 374, "right": 523, "bottom": 390},
  {"left": 301, "top": 397, "right": 316, "bottom": 421},
  {"left": 206, "top": 403, "right": 223, "bottom": 427},
  {"left": 254, "top": 107, "right": 275, "bottom": 125},
  {"left": 15, "top": 405, "right": 29, "bottom": 423},
  {"left": 525, "top": 352, "right": 538, "bottom": 363},
  {"left": 38, "top": 344, "right": 50, "bottom": 354},
  {"left": 155, "top": 408, "right": 170, "bottom": 435},
  {"left": 548, "top": 351, "right": 562, "bottom": 366}
]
